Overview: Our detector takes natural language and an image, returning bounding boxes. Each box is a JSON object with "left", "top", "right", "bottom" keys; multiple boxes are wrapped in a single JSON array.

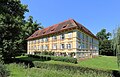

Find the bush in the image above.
[
  {"left": 0, "top": 63, "right": 10, "bottom": 77},
  {"left": 51, "top": 56, "right": 77, "bottom": 64},
  {"left": 27, "top": 54, "right": 51, "bottom": 61},
  {"left": 28, "top": 54, "right": 77, "bottom": 64},
  {"left": 33, "top": 61, "right": 113, "bottom": 77}
]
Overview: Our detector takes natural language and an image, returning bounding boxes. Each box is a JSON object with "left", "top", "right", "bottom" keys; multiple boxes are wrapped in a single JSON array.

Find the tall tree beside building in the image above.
[
  {"left": 112, "top": 27, "right": 120, "bottom": 67},
  {"left": 0, "top": 0, "right": 28, "bottom": 59},
  {"left": 0, "top": 0, "right": 43, "bottom": 60},
  {"left": 20, "top": 16, "right": 43, "bottom": 53},
  {"left": 96, "top": 29, "right": 114, "bottom": 56}
]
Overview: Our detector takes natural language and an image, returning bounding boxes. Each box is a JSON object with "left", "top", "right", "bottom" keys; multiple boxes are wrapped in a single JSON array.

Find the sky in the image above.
[{"left": 21, "top": 0, "right": 120, "bottom": 35}]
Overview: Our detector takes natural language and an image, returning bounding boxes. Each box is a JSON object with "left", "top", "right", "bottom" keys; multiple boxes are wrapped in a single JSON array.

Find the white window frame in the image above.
[
  {"left": 68, "top": 32, "right": 72, "bottom": 38},
  {"left": 52, "top": 44, "right": 57, "bottom": 49},
  {"left": 60, "top": 44, "right": 64, "bottom": 49},
  {"left": 60, "top": 34, "right": 65, "bottom": 40}
]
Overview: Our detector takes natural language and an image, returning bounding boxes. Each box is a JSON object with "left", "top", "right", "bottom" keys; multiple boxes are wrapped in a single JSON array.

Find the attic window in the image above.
[
  {"left": 35, "top": 33, "right": 38, "bottom": 36},
  {"left": 51, "top": 28, "right": 55, "bottom": 31},
  {"left": 63, "top": 25, "right": 67, "bottom": 28},
  {"left": 43, "top": 31, "right": 46, "bottom": 34}
]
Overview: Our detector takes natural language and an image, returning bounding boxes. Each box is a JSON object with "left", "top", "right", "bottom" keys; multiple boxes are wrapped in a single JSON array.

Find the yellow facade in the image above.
[{"left": 27, "top": 28, "right": 99, "bottom": 58}]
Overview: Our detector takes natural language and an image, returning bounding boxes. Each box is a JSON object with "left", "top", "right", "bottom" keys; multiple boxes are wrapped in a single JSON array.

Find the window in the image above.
[
  {"left": 86, "top": 35, "right": 88, "bottom": 41},
  {"left": 38, "top": 46, "right": 40, "bottom": 50},
  {"left": 60, "top": 34, "right": 65, "bottom": 40},
  {"left": 68, "top": 32, "right": 72, "bottom": 38},
  {"left": 66, "top": 44, "right": 72, "bottom": 49},
  {"left": 33, "top": 46, "right": 36, "bottom": 49},
  {"left": 77, "top": 42, "right": 83, "bottom": 49},
  {"left": 77, "top": 32, "right": 83, "bottom": 39},
  {"left": 40, "top": 38, "right": 44, "bottom": 42},
  {"left": 41, "top": 45, "right": 43, "bottom": 49},
  {"left": 60, "top": 44, "right": 64, "bottom": 49},
  {"left": 45, "top": 45, "right": 48, "bottom": 50},
  {"left": 52, "top": 44, "right": 57, "bottom": 49},
  {"left": 52, "top": 36, "right": 57, "bottom": 40},
  {"left": 44, "top": 38, "right": 48, "bottom": 42},
  {"left": 38, "top": 39, "right": 40, "bottom": 43}
]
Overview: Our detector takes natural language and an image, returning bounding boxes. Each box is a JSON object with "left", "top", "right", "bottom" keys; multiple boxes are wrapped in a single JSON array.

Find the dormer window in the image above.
[
  {"left": 51, "top": 28, "right": 55, "bottom": 31},
  {"left": 63, "top": 25, "right": 67, "bottom": 28},
  {"left": 35, "top": 33, "right": 38, "bottom": 36},
  {"left": 43, "top": 31, "right": 46, "bottom": 34}
]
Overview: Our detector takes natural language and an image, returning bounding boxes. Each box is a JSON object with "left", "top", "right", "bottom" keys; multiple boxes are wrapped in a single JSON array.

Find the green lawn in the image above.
[
  {"left": 6, "top": 63, "right": 109, "bottom": 77},
  {"left": 16, "top": 55, "right": 118, "bottom": 70},
  {"left": 6, "top": 56, "right": 118, "bottom": 77},
  {"left": 78, "top": 56, "right": 118, "bottom": 70}
]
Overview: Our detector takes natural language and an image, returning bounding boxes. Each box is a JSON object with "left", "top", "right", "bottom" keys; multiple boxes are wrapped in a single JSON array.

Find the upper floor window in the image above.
[
  {"left": 52, "top": 36, "right": 57, "bottom": 40},
  {"left": 52, "top": 44, "right": 57, "bottom": 49},
  {"left": 44, "top": 38, "right": 48, "bottom": 42},
  {"left": 66, "top": 44, "right": 72, "bottom": 49},
  {"left": 60, "top": 44, "right": 65, "bottom": 49},
  {"left": 60, "top": 34, "right": 65, "bottom": 40},
  {"left": 41, "top": 45, "right": 43, "bottom": 49},
  {"left": 68, "top": 32, "right": 72, "bottom": 38},
  {"left": 77, "top": 32, "right": 83, "bottom": 39},
  {"left": 45, "top": 45, "right": 48, "bottom": 50}
]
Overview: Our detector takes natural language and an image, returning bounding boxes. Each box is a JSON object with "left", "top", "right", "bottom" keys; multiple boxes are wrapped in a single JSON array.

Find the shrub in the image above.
[
  {"left": 51, "top": 56, "right": 77, "bottom": 64},
  {"left": 27, "top": 54, "right": 51, "bottom": 61},
  {"left": 33, "top": 61, "right": 113, "bottom": 77},
  {"left": 28, "top": 54, "right": 77, "bottom": 64}
]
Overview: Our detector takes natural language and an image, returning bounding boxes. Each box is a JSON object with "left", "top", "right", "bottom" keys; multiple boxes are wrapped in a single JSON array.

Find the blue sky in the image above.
[{"left": 21, "top": 0, "right": 120, "bottom": 35}]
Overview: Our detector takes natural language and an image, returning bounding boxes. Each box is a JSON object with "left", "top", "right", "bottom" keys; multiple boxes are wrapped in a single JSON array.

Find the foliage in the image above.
[
  {"left": 96, "top": 29, "right": 115, "bottom": 55},
  {"left": 35, "top": 51, "right": 54, "bottom": 56},
  {"left": 112, "top": 27, "right": 120, "bottom": 68},
  {"left": 28, "top": 54, "right": 51, "bottom": 61},
  {"left": 100, "top": 40, "right": 115, "bottom": 56},
  {"left": 51, "top": 56, "right": 77, "bottom": 64},
  {"left": 0, "top": 48, "right": 9, "bottom": 77},
  {"left": 7, "top": 63, "right": 113, "bottom": 77},
  {"left": 0, "top": 0, "right": 43, "bottom": 60},
  {"left": 9, "top": 56, "right": 120, "bottom": 77},
  {"left": 20, "top": 16, "right": 43, "bottom": 53},
  {"left": 28, "top": 54, "right": 77, "bottom": 64},
  {"left": 0, "top": 63, "right": 10, "bottom": 77},
  {"left": 33, "top": 61, "right": 113, "bottom": 77},
  {"left": 0, "top": 0, "right": 28, "bottom": 59}
]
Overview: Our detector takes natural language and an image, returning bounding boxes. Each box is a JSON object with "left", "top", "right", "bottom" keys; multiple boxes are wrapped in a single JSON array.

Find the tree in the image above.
[
  {"left": 20, "top": 16, "right": 44, "bottom": 53},
  {"left": 112, "top": 27, "right": 120, "bottom": 68},
  {"left": 96, "top": 29, "right": 114, "bottom": 55},
  {"left": 0, "top": 0, "right": 43, "bottom": 60},
  {"left": 0, "top": 48, "right": 9, "bottom": 77},
  {"left": 0, "top": 0, "right": 28, "bottom": 59}
]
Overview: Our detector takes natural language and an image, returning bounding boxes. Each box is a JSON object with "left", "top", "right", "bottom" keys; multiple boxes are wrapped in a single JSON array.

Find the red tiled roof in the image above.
[{"left": 27, "top": 19, "right": 98, "bottom": 40}]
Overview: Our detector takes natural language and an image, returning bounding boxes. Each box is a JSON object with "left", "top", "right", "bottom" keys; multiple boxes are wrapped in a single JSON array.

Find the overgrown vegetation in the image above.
[{"left": 7, "top": 63, "right": 114, "bottom": 77}]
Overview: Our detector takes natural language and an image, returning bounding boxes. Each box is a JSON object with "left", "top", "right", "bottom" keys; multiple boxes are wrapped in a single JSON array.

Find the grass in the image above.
[
  {"left": 78, "top": 56, "right": 118, "bottom": 70},
  {"left": 6, "top": 55, "right": 118, "bottom": 77},
  {"left": 16, "top": 55, "right": 118, "bottom": 70},
  {"left": 6, "top": 63, "right": 111, "bottom": 77}
]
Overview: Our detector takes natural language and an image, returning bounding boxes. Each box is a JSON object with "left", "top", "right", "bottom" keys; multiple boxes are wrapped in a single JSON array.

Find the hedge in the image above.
[
  {"left": 12, "top": 57, "right": 120, "bottom": 77},
  {"left": 27, "top": 54, "right": 77, "bottom": 64},
  {"left": 51, "top": 56, "right": 77, "bottom": 64},
  {"left": 33, "top": 61, "right": 113, "bottom": 77}
]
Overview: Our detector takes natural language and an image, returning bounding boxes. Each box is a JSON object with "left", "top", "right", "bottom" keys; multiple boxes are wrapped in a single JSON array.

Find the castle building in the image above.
[{"left": 27, "top": 19, "right": 99, "bottom": 58}]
